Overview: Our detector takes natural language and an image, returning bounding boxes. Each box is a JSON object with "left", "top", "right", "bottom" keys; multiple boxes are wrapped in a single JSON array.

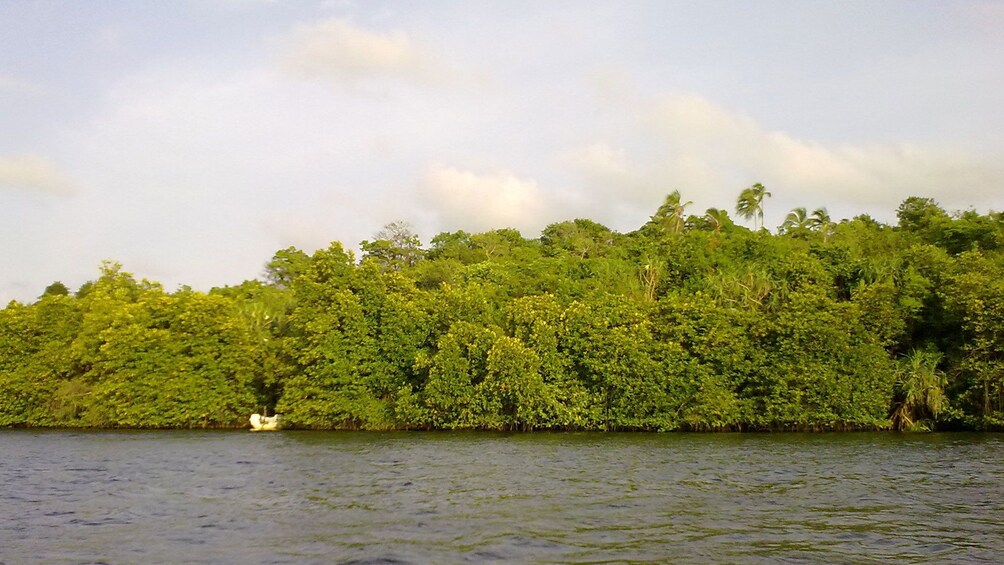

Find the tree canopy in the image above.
[{"left": 3, "top": 191, "right": 1003, "bottom": 431}]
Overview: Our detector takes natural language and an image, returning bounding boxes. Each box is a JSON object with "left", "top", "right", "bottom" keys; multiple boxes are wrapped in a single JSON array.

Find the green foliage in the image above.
[
  {"left": 0, "top": 296, "right": 82, "bottom": 426},
  {"left": 563, "top": 295, "right": 693, "bottom": 430},
  {"left": 687, "top": 207, "right": 737, "bottom": 235},
  {"left": 939, "top": 251, "right": 1004, "bottom": 428},
  {"left": 780, "top": 207, "right": 811, "bottom": 237},
  {"left": 85, "top": 290, "right": 260, "bottom": 428},
  {"left": 897, "top": 197, "right": 951, "bottom": 240},
  {"left": 41, "top": 281, "right": 70, "bottom": 298},
  {"left": 360, "top": 221, "right": 423, "bottom": 272},
  {"left": 736, "top": 182, "right": 771, "bottom": 231},
  {"left": 541, "top": 219, "right": 619, "bottom": 258},
  {"left": 264, "top": 247, "right": 311, "bottom": 289},
  {"left": 644, "top": 191, "right": 693, "bottom": 236},
  {"left": 2, "top": 193, "right": 1002, "bottom": 431},
  {"left": 890, "top": 349, "right": 946, "bottom": 431}
]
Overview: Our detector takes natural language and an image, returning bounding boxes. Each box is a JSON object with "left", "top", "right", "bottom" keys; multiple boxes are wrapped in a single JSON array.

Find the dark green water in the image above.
[{"left": 1, "top": 431, "right": 1002, "bottom": 563}]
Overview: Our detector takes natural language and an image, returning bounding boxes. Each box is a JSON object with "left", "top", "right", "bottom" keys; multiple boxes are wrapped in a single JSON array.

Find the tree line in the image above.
[{"left": 2, "top": 188, "right": 1002, "bottom": 431}]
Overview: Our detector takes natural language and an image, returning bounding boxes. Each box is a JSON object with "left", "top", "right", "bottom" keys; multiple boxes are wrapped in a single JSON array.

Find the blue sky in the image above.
[{"left": 2, "top": 0, "right": 1003, "bottom": 302}]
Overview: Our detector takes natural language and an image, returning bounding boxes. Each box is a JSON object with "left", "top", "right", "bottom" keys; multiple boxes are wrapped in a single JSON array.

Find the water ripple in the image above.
[{"left": 1, "top": 431, "right": 1003, "bottom": 563}]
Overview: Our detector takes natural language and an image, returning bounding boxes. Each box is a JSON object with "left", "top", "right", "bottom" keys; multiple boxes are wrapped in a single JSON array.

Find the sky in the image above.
[{"left": 2, "top": 0, "right": 1003, "bottom": 302}]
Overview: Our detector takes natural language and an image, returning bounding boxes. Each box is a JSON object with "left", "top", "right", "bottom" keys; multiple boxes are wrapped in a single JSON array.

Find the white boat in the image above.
[{"left": 250, "top": 412, "right": 282, "bottom": 431}]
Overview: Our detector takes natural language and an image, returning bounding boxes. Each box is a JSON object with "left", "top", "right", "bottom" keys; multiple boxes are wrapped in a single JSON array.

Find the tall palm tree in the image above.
[
  {"left": 809, "top": 207, "right": 834, "bottom": 242},
  {"left": 735, "top": 190, "right": 757, "bottom": 228},
  {"left": 735, "top": 183, "right": 771, "bottom": 231},
  {"left": 780, "top": 207, "right": 811, "bottom": 234},
  {"left": 654, "top": 190, "right": 693, "bottom": 235}
]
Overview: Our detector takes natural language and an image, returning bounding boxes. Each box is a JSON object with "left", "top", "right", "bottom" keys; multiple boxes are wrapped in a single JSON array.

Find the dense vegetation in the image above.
[{"left": 3, "top": 190, "right": 1003, "bottom": 431}]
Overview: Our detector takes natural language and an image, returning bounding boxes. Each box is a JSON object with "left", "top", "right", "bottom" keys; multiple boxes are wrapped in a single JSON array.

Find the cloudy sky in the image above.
[{"left": 2, "top": 1, "right": 1003, "bottom": 302}]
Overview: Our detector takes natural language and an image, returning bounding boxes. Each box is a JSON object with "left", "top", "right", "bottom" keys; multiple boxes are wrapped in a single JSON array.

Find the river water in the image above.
[{"left": 1, "top": 431, "right": 1002, "bottom": 564}]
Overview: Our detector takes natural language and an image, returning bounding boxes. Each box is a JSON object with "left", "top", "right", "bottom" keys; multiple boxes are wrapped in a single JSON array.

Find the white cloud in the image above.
[
  {"left": 645, "top": 94, "right": 1004, "bottom": 219},
  {"left": 559, "top": 143, "right": 658, "bottom": 201},
  {"left": 556, "top": 142, "right": 671, "bottom": 230},
  {"left": 278, "top": 18, "right": 446, "bottom": 84},
  {"left": 419, "top": 165, "right": 550, "bottom": 235},
  {"left": 53, "top": 63, "right": 445, "bottom": 291},
  {"left": 561, "top": 143, "right": 632, "bottom": 180},
  {"left": 0, "top": 155, "right": 75, "bottom": 195},
  {"left": 549, "top": 93, "right": 1004, "bottom": 231},
  {"left": 3, "top": 1, "right": 1003, "bottom": 306}
]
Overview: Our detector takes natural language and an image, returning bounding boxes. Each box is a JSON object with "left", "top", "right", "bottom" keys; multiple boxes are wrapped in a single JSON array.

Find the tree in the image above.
[
  {"left": 264, "top": 247, "right": 311, "bottom": 289},
  {"left": 940, "top": 251, "right": 1004, "bottom": 428},
  {"left": 541, "top": 219, "right": 615, "bottom": 259},
  {"left": 651, "top": 190, "right": 693, "bottom": 235},
  {"left": 0, "top": 295, "right": 83, "bottom": 426},
  {"left": 470, "top": 228, "right": 537, "bottom": 261},
  {"left": 505, "top": 294, "right": 590, "bottom": 427},
  {"left": 897, "top": 197, "right": 949, "bottom": 234},
  {"left": 7, "top": 188, "right": 1004, "bottom": 433},
  {"left": 419, "top": 322, "right": 553, "bottom": 430},
  {"left": 40, "top": 281, "right": 69, "bottom": 298},
  {"left": 938, "top": 209, "right": 1003, "bottom": 254},
  {"left": 736, "top": 183, "right": 771, "bottom": 231},
  {"left": 277, "top": 242, "right": 403, "bottom": 429},
  {"left": 890, "top": 349, "right": 946, "bottom": 431},
  {"left": 779, "top": 207, "right": 811, "bottom": 236},
  {"left": 360, "top": 221, "right": 423, "bottom": 271},
  {"left": 426, "top": 230, "right": 479, "bottom": 263},
  {"left": 810, "top": 207, "right": 835, "bottom": 242},
  {"left": 703, "top": 208, "right": 731, "bottom": 234}
]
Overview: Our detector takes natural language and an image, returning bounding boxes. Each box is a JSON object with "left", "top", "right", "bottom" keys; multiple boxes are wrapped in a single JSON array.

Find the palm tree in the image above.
[
  {"left": 735, "top": 183, "right": 771, "bottom": 231},
  {"left": 653, "top": 190, "right": 693, "bottom": 235},
  {"left": 735, "top": 190, "right": 757, "bottom": 228},
  {"left": 890, "top": 349, "right": 947, "bottom": 431},
  {"left": 809, "top": 207, "right": 834, "bottom": 242},
  {"left": 809, "top": 207, "right": 830, "bottom": 228},
  {"left": 704, "top": 208, "right": 729, "bottom": 234},
  {"left": 780, "top": 207, "right": 811, "bottom": 234}
]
